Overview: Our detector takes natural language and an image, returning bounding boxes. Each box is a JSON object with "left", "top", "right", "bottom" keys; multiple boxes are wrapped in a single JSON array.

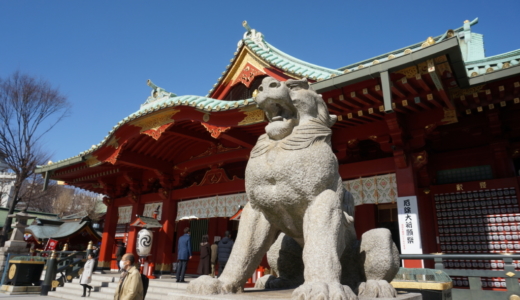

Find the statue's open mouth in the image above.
[{"left": 262, "top": 98, "right": 297, "bottom": 123}]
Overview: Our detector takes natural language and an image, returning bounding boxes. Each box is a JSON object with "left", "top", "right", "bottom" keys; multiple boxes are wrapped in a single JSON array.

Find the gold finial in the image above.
[
  {"left": 446, "top": 29, "right": 455, "bottom": 38},
  {"left": 252, "top": 89, "right": 258, "bottom": 100},
  {"left": 87, "top": 241, "right": 93, "bottom": 250},
  {"left": 62, "top": 243, "right": 68, "bottom": 251},
  {"left": 464, "top": 20, "right": 470, "bottom": 23},
  {"left": 426, "top": 37, "right": 435, "bottom": 45},
  {"left": 47, "top": 161, "right": 53, "bottom": 165},
  {"left": 50, "top": 250, "right": 57, "bottom": 259}
]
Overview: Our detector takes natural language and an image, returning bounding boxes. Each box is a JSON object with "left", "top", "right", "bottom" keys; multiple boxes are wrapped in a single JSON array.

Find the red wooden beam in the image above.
[
  {"left": 427, "top": 94, "right": 443, "bottom": 108},
  {"left": 349, "top": 91, "right": 370, "bottom": 107},
  {"left": 472, "top": 92, "right": 481, "bottom": 104},
  {"left": 413, "top": 96, "right": 431, "bottom": 110},
  {"left": 176, "top": 148, "right": 251, "bottom": 174},
  {"left": 165, "top": 126, "right": 215, "bottom": 145},
  {"left": 390, "top": 83, "right": 406, "bottom": 99},
  {"left": 401, "top": 100, "right": 420, "bottom": 113},
  {"left": 362, "top": 88, "right": 383, "bottom": 105},
  {"left": 220, "top": 128, "right": 258, "bottom": 149},
  {"left": 437, "top": 90, "right": 455, "bottom": 110},
  {"left": 414, "top": 73, "right": 431, "bottom": 92},
  {"left": 459, "top": 95, "right": 469, "bottom": 107},
  {"left": 399, "top": 77, "right": 418, "bottom": 95},
  {"left": 485, "top": 89, "right": 493, "bottom": 102},
  {"left": 116, "top": 151, "right": 173, "bottom": 174}
]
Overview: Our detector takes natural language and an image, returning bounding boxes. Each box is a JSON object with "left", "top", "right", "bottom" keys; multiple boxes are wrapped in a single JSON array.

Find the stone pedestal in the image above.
[
  {"left": 0, "top": 285, "right": 41, "bottom": 295},
  {"left": 0, "top": 241, "right": 30, "bottom": 280},
  {"left": 168, "top": 289, "right": 422, "bottom": 300}
]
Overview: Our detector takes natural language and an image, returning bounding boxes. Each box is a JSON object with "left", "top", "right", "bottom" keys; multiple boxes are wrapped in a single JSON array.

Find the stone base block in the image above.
[
  {"left": 168, "top": 288, "right": 422, "bottom": 300},
  {"left": 0, "top": 284, "right": 41, "bottom": 295}
]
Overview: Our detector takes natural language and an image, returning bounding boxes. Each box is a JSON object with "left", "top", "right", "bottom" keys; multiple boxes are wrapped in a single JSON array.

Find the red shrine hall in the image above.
[{"left": 37, "top": 19, "right": 520, "bottom": 284}]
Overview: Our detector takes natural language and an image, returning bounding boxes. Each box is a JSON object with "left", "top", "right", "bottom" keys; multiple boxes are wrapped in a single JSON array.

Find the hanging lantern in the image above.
[{"left": 136, "top": 229, "right": 153, "bottom": 257}]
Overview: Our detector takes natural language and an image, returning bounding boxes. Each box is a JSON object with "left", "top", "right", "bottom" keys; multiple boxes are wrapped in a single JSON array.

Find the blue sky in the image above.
[{"left": 1, "top": 1, "right": 519, "bottom": 163}]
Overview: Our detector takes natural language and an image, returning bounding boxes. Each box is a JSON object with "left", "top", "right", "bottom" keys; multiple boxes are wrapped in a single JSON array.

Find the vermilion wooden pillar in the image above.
[
  {"left": 395, "top": 157, "right": 423, "bottom": 268},
  {"left": 98, "top": 203, "right": 118, "bottom": 270},
  {"left": 155, "top": 195, "right": 176, "bottom": 273},
  {"left": 126, "top": 200, "right": 142, "bottom": 260}
]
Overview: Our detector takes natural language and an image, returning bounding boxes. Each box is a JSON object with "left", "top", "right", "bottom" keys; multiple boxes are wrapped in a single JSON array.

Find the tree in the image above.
[{"left": 0, "top": 71, "right": 70, "bottom": 246}]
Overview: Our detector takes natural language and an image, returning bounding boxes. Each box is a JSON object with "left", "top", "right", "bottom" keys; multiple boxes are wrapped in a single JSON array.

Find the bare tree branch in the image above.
[{"left": 0, "top": 71, "right": 70, "bottom": 246}]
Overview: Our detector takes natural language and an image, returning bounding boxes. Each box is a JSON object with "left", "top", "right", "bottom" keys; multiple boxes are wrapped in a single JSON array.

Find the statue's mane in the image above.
[{"left": 250, "top": 118, "right": 332, "bottom": 158}]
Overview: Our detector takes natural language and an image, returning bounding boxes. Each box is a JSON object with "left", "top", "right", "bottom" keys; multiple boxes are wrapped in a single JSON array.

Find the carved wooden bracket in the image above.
[
  {"left": 233, "top": 63, "right": 264, "bottom": 88},
  {"left": 123, "top": 173, "right": 141, "bottom": 194},
  {"left": 201, "top": 123, "right": 231, "bottom": 139},
  {"left": 197, "top": 166, "right": 237, "bottom": 186},
  {"left": 412, "top": 151, "right": 428, "bottom": 169},
  {"left": 158, "top": 188, "right": 169, "bottom": 200},
  {"left": 127, "top": 191, "right": 138, "bottom": 203}
]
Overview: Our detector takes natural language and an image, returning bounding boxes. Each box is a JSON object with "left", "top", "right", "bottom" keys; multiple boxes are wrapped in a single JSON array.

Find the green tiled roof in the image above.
[{"left": 36, "top": 95, "right": 255, "bottom": 170}]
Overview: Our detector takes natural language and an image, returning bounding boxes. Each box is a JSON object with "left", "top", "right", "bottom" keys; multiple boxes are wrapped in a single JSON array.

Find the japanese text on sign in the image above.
[{"left": 397, "top": 196, "right": 423, "bottom": 254}]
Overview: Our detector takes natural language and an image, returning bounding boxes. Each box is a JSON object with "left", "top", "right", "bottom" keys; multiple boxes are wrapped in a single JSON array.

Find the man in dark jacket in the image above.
[
  {"left": 176, "top": 227, "right": 192, "bottom": 282},
  {"left": 217, "top": 231, "right": 234, "bottom": 277},
  {"left": 115, "top": 241, "right": 126, "bottom": 272}
]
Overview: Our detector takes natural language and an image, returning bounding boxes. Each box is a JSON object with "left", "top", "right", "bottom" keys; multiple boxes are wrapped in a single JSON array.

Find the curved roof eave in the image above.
[{"left": 35, "top": 95, "right": 255, "bottom": 173}]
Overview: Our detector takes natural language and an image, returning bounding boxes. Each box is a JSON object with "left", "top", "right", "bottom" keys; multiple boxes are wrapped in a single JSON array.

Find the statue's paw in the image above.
[
  {"left": 292, "top": 282, "right": 357, "bottom": 300},
  {"left": 187, "top": 275, "right": 242, "bottom": 295},
  {"left": 358, "top": 280, "right": 397, "bottom": 298}
]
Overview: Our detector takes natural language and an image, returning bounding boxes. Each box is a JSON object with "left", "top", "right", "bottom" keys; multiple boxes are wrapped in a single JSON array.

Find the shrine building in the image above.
[{"left": 36, "top": 18, "right": 520, "bottom": 282}]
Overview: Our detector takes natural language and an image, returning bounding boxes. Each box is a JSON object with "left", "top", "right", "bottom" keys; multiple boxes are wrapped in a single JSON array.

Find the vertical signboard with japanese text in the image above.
[{"left": 397, "top": 196, "right": 423, "bottom": 254}]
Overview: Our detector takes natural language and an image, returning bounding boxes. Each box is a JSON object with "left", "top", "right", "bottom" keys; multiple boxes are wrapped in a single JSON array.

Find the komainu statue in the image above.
[{"left": 187, "top": 77, "right": 400, "bottom": 300}]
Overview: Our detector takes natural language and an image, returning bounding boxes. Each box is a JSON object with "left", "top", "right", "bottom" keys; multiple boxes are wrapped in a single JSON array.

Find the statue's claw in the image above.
[
  {"left": 292, "top": 282, "right": 357, "bottom": 300},
  {"left": 358, "top": 280, "right": 397, "bottom": 298},
  {"left": 187, "top": 275, "right": 242, "bottom": 295}
]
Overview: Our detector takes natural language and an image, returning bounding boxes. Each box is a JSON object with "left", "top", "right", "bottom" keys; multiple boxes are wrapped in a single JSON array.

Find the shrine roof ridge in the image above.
[
  {"left": 337, "top": 18, "right": 479, "bottom": 73},
  {"left": 465, "top": 49, "right": 520, "bottom": 77},
  {"left": 36, "top": 95, "right": 255, "bottom": 172}
]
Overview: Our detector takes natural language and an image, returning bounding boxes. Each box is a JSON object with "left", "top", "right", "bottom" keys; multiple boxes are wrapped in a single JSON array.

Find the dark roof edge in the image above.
[
  {"left": 468, "top": 64, "right": 520, "bottom": 85},
  {"left": 311, "top": 37, "right": 467, "bottom": 93},
  {"left": 35, "top": 156, "right": 85, "bottom": 174}
]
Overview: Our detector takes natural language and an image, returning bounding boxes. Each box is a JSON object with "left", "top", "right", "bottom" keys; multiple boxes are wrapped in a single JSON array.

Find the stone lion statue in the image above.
[{"left": 187, "top": 77, "right": 400, "bottom": 300}]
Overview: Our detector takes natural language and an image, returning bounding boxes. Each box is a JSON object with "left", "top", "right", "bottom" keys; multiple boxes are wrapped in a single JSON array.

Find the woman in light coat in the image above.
[{"left": 80, "top": 253, "right": 95, "bottom": 297}]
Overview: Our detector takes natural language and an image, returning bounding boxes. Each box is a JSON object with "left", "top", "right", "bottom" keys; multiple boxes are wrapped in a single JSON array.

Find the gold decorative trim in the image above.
[
  {"left": 106, "top": 136, "right": 119, "bottom": 149},
  {"left": 391, "top": 281, "right": 453, "bottom": 291},
  {"left": 450, "top": 84, "right": 485, "bottom": 98},
  {"left": 238, "top": 109, "right": 265, "bottom": 126},
  {"left": 507, "top": 271, "right": 516, "bottom": 277},
  {"left": 85, "top": 155, "right": 102, "bottom": 168},
  {"left": 8, "top": 260, "right": 45, "bottom": 264},
  {"left": 8, "top": 264, "right": 16, "bottom": 279},
  {"left": 52, "top": 280, "right": 60, "bottom": 288},
  {"left": 130, "top": 109, "right": 180, "bottom": 133},
  {"left": 395, "top": 66, "right": 418, "bottom": 79}
]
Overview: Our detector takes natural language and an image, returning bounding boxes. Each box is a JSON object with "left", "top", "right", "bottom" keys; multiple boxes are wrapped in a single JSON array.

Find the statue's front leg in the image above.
[
  {"left": 188, "top": 203, "right": 278, "bottom": 295},
  {"left": 292, "top": 189, "right": 357, "bottom": 300}
]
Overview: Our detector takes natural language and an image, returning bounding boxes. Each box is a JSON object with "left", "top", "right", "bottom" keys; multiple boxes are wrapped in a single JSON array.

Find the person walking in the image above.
[
  {"left": 79, "top": 253, "right": 95, "bottom": 297},
  {"left": 197, "top": 235, "right": 210, "bottom": 276},
  {"left": 114, "top": 253, "right": 144, "bottom": 300},
  {"left": 210, "top": 236, "right": 220, "bottom": 278},
  {"left": 217, "top": 231, "right": 234, "bottom": 277},
  {"left": 176, "top": 227, "right": 192, "bottom": 283},
  {"left": 115, "top": 241, "right": 126, "bottom": 272}
]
